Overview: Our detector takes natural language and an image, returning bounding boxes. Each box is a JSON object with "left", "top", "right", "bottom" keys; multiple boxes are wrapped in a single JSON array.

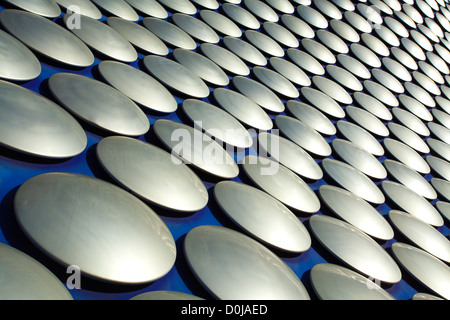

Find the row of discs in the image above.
[{"left": 0, "top": 0, "right": 449, "bottom": 300}]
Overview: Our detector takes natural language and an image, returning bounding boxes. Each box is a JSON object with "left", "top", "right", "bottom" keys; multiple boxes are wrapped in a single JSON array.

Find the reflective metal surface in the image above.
[
  {"left": 383, "top": 138, "right": 430, "bottom": 175},
  {"left": 310, "top": 263, "right": 396, "bottom": 300},
  {"left": 4, "top": 0, "right": 61, "bottom": 18},
  {"left": 98, "top": 60, "right": 177, "bottom": 113},
  {"left": 319, "top": 185, "right": 393, "bottom": 240},
  {"left": 345, "top": 106, "right": 389, "bottom": 138},
  {"left": 391, "top": 242, "right": 450, "bottom": 300},
  {"left": 48, "top": 73, "right": 150, "bottom": 136},
  {"left": 312, "top": 76, "right": 352, "bottom": 105},
  {"left": 153, "top": 119, "right": 239, "bottom": 179},
  {"left": 183, "top": 225, "right": 310, "bottom": 300},
  {"left": 329, "top": 19, "right": 360, "bottom": 43},
  {"left": 0, "top": 9, "right": 94, "bottom": 67},
  {"left": 302, "top": 39, "right": 336, "bottom": 65},
  {"left": 0, "top": 80, "right": 87, "bottom": 159},
  {"left": 242, "top": 155, "right": 321, "bottom": 213},
  {"left": 363, "top": 80, "right": 399, "bottom": 108},
  {"left": 14, "top": 172, "right": 177, "bottom": 283},
  {"left": 0, "top": 29, "right": 41, "bottom": 81},
  {"left": 389, "top": 210, "right": 450, "bottom": 263},
  {"left": 326, "top": 65, "right": 363, "bottom": 92},
  {"left": 143, "top": 55, "right": 209, "bottom": 98},
  {"left": 309, "top": 215, "right": 402, "bottom": 283},
  {"left": 432, "top": 177, "right": 450, "bottom": 202},
  {"left": 244, "top": 30, "right": 285, "bottom": 57},
  {"left": 353, "top": 92, "right": 392, "bottom": 121},
  {"left": 427, "top": 155, "right": 450, "bottom": 181},
  {"left": 371, "top": 69, "right": 404, "bottom": 95},
  {"left": 182, "top": 99, "right": 253, "bottom": 149},
  {"left": 382, "top": 57, "right": 412, "bottom": 82},
  {"left": 201, "top": 43, "right": 250, "bottom": 76},
  {"left": 125, "top": 0, "right": 168, "bottom": 19},
  {"left": 156, "top": 0, "right": 197, "bottom": 14},
  {"left": 173, "top": 48, "right": 229, "bottom": 87},
  {"left": 263, "top": 21, "right": 299, "bottom": 48},
  {"left": 398, "top": 94, "right": 433, "bottom": 122},
  {"left": 222, "top": 3, "right": 260, "bottom": 29},
  {"left": 214, "top": 181, "right": 311, "bottom": 253},
  {"left": 286, "top": 100, "right": 336, "bottom": 136},
  {"left": 269, "top": 57, "right": 311, "bottom": 87},
  {"left": 223, "top": 36, "right": 267, "bottom": 66},
  {"left": 316, "top": 29, "right": 349, "bottom": 54},
  {"left": 142, "top": 17, "right": 196, "bottom": 50},
  {"left": 96, "top": 136, "right": 208, "bottom": 212},
  {"left": 297, "top": 4, "right": 328, "bottom": 29},
  {"left": 286, "top": 48, "right": 325, "bottom": 76},
  {"left": 258, "top": 132, "right": 323, "bottom": 181},
  {"left": 55, "top": 0, "right": 103, "bottom": 19},
  {"left": 280, "top": 14, "right": 315, "bottom": 39},
  {"left": 243, "top": 0, "right": 279, "bottom": 22},
  {"left": 301, "top": 87, "right": 345, "bottom": 119},
  {"left": 322, "top": 158, "right": 385, "bottom": 205},
  {"left": 252, "top": 66, "right": 299, "bottom": 99},
  {"left": 130, "top": 291, "right": 204, "bottom": 300},
  {"left": 275, "top": 115, "right": 332, "bottom": 157},
  {"left": 336, "top": 120, "right": 384, "bottom": 156},
  {"left": 90, "top": 0, "right": 139, "bottom": 21},
  {"left": 384, "top": 159, "right": 437, "bottom": 200},
  {"left": 0, "top": 243, "right": 73, "bottom": 300},
  {"left": 337, "top": 54, "right": 371, "bottom": 79},
  {"left": 388, "top": 122, "right": 430, "bottom": 154},
  {"left": 172, "top": 13, "right": 220, "bottom": 43},
  {"left": 64, "top": 13, "right": 137, "bottom": 63},
  {"left": 382, "top": 181, "right": 443, "bottom": 227},
  {"left": 427, "top": 138, "right": 450, "bottom": 162},
  {"left": 232, "top": 76, "right": 285, "bottom": 113},
  {"left": 332, "top": 139, "right": 387, "bottom": 180},
  {"left": 199, "top": 9, "right": 242, "bottom": 38},
  {"left": 213, "top": 88, "right": 273, "bottom": 131}
]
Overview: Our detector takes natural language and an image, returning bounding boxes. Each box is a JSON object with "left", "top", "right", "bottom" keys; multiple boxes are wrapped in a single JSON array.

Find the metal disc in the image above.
[
  {"left": 329, "top": 19, "right": 360, "bottom": 43},
  {"left": 336, "top": 120, "right": 384, "bottom": 156},
  {"left": 301, "top": 87, "right": 345, "bottom": 119},
  {"left": 321, "top": 158, "right": 385, "bottom": 205},
  {"left": 435, "top": 201, "right": 450, "bottom": 223},
  {"left": 286, "top": 48, "right": 325, "bottom": 76},
  {"left": 252, "top": 66, "right": 299, "bottom": 99},
  {"left": 244, "top": 30, "right": 285, "bottom": 57},
  {"left": 410, "top": 29, "right": 433, "bottom": 51},
  {"left": 275, "top": 115, "right": 332, "bottom": 157},
  {"left": 156, "top": 0, "right": 197, "bottom": 14},
  {"left": 142, "top": 17, "right": 196, "bottom": 50},
  {"left": 419, "top": 61, "right": 444, "bottom": 84},
  {"left": 297, "top": 4, "right": 328, "bottom": 29},
  {"left": 262, "top": 21, "right": 299, "bottom": 48},
  {"left": 214, "top": 181, "right": 312, "bottom": 253},
  {"left": 382, "top": 181, "right": 443, "bottom": 227},
  {"left": 172, "top": 13, "right": 220, "bottom": 44},
  {"left": 183, "top": 225, "right": 310, "bottom": 300},
  {"left": 280, "top": 14, "right": 315, "bottom": 39},
  {"left": 312, "top": 76, "right": 353, "bottom": 105},
  {"left": 373, "top": 25, "right": 400, "bottom": 48},
  {"left": 106, "top": 17, "right": 169, "bottom": 56},
  {"left": 337, "top": 54, "right": 371, "bottom": 79},
  {"left": 316, "top": 29, "right": 349, "bottom": 54},
  {"left": 389, "top": 210, "right": 450, "bottom": 263},
  {"left": 332, "top": 139, "right": 387, "bottom": 180},
  {"left": 90, "top": 0, "right": 139, "bottom": 21},
  {"left": 96, "top": 136, "right": 208, "bottom": 212},
  {"left": 432, "top": 108, "right": 450, "bottom": 131},
  {"left": 383, "top": 138, "right": 430, "bottom": 175},
  {"left": 363, "top": 80, "right": 399, "bottom": 107},
  {"left": 97, "top": 60, "right": 177, "bottom": 114},
  {"left": 384, "top": 159, "right": 437, "bottom": 200},
  {"left": 3, "top": 0, "right": 61, "bottom": 18},
  {"left": 143, "top": 55, "right": 209, "bottom": 98},
  {"left": 428, "top": 138, "right": 450, "bottom": 162},
  {"left": 199, "top": 9, "right": 242, "bottom": 38},
  {"left": 325, "top": 65, "right": 363, "bottom": 92},
  {"left": 14, "top": 172, "right": 177, "bottom": 284},
  {"left": 0, "top": 80, "right": 87, "bottom": 159},
  {"left": 232, "top": 76, "right": 284, "bottom": 113},
  {"left": 381, "top": 57, "right": 412, "bottom": 82},
  {"left": 429, "top": 122, "right": 450, "bottom": 145},
  {"left": 371, "top": 68, "right": 405, "bottom": 95},
  {"left": 269, "top": 57, "right": 311, "bottom": 87},
  {"left": 345, "top": 106, "right": 389, "bottom": 138},
  {"left": 391, "top": 47, "right": 418, "bottom": 70},
  {"left": 243, "top": 0, "right": 279, "bottom": 22},
  {"left": 63, "top": 13, "right": 137, "bottom": 63},
  {"left": 212, "top": 88, "right": 273, "bottom": 131},
  {"left": 360, "top": 33, "right": 390, "bottom": 57},
  {"left": 222, "top": 36, "right": 267, "bottom": 66},
  {"left": 258, "top": 131, "right": 324, "bottom": 181},
  {"left": 0, "top": 243, "right": 73, "bottom": 300},
  {"left": 353, "top": 92, "right": 392, "bottom": 121},
  {"left": 200, "top": 43, "right": 250, "bottom": 76},
  {"left": 387, "top": 122, "right": 430, "bottom": 154},
  {"left": 412, "top": 71, "right": 441, "bottom": 96},
  {"left": 130, "top": 291, "right": 204, "bottom": 300},
  {"left": 124, "top": 0, "right": 168, "bottom": 18},
  {"left": 391, "top": 242, "right": 450, "bottom": 300},
  {"left": 182, "top": 99, "right": 253, "bottom": 149},
  {"left": 264, "top": 0, "right": 295, "bottom": 14},
  {"left": 153, "top": 119, "right": 239, "bottom": 179},
  {"left": 286, "top": 100, "right": 336, "bottom": 136},
  {"left": 398, "top": 94, "right": 433, "bottom": 122},
  {"left": 310, "top": 263, "right": 396, "bottom": 300},
  {"left": 173, "top": 48, "right": 229, "bottom": 87},
  {"left": 301, "top": 38, "right": 336, "bottom": 65},
  {"left": 0, "top": 9, "right": 94, "bottom": 67},
  {"left": 384, "top": 16, "right": 409, "bottom": 38},
  {"left": 319, "top": 185, "right": 394, "bottom": 240},
  {"left": 222, "top": 3, "right": 260, "bottom": 30},
  {"left": 350, "top": 43, "right": 382, "bottom": 68},
  {"left": 309, "top": 214, "right": 402, "bottom": 283},
  {"left": 48, "top": 72, "right": 149, "bottom": 136},
  {"left": 55, "top": 0, "right": 103, "bottom": 19},
  {"left": 313, "top": 0, "right": 342, "bottom": 19},
  {"left": 401, "top": 37, "right": 426, "bottom": 61},
  {"left": 0, "top": 29, "right": 41, "bottom": 81},
  {"left": 344, "top": 10, "right": 372, "bottom": 33},
  {"left": 190, "top": 0, "right": 219, "bottom": 9},
  {"left": 393, "top": 108, "right": 430, "bottom": 137},
  {"left": 242, "top": 155, "right": 321, "bottom": 213},
  {"left": 427, "top": 155, "right": 450, "bottom": 181}
]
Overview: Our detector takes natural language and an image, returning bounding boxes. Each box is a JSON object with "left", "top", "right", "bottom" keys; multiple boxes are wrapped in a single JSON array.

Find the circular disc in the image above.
[
  {"left": 184, "top": 225, "right": 310, "bottom": 300},
  {"left": 223, "top": 36, "right": 267, "bottom": 66},
  {"left": 383, "top": 138, "right": 430, "bottom": 175},
  {"left": 242, "top": 155, "right": 321, "bottom": 213},
  {"left": 14, "top": 172, "right": 177, "bottom": 284},
  {"left": 312, "top": 76, "right": 353, "bottom": 105},
  {"left": 309, "top": 214, "right": 402, "bottom": 283},
  {"left": 286, "top": 100, "right": 336, "bottom": 136},
  {"left": 142, "top": 17, "right": 196, "bottom": 50},
  {"left": 172, "top": 13, "right": 220, "bottom": 43},
  {"left": 3, "top": 0, "right": 61, "bottom": 18},
  {"left": 96, "top": 136, "right": 208, "bottom": 212},
  {"left": 200, "top": 43, "right": 250, "bottom": 76},
  {"left": 214, "top": 181, "right": 312, "bottom": 253},
  {"left": 345, "top": 106, "right": 389, "bottom": 138},
  {"left": 252, "top": 66, "right": 299, "bottom": 99},
  {"left": 244, "top": 30, "right": 285, "bottom": 57},
  {"left": 287, "top": 48, "right": 325, "bottom": 76},
  {"left": 269, "top": 57, "right": 311, "bottom": 87},
  {"left": 90, "top": 0, "right": 139, "bottom": 20},
  {"left": 336, "top": 120, "right": 384, "bottom": 156},
  {"left": 48, "top": 73, "right": 150, "bottom": 136},
  {"left": 300, "top": 87, "right": 345, "bottom": 119},
  {"left": 199, "top": 10, "right": 242, "bottom": 38},
  {"left": 353, "top": 92, "right": 392, "bottom": 121}
]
